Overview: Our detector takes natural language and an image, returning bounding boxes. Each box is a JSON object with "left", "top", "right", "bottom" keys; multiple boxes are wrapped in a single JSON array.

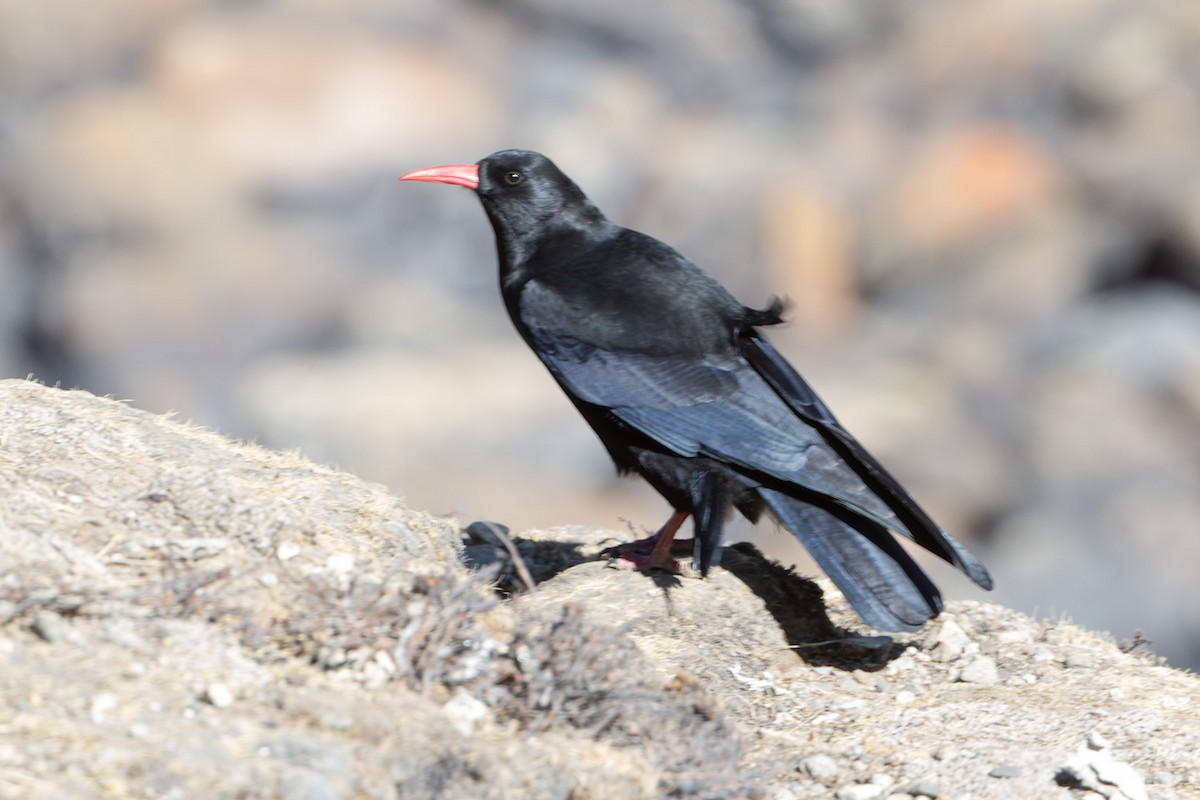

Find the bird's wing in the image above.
[
  {"left": 741, "top": 334, "right": 993, "bottom": 589},
  {"left": 526, "top": 325, "right": 908, "bottom": 534}
]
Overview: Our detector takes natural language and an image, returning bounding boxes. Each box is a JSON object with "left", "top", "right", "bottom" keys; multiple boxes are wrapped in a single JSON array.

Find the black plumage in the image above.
[{"left": 401, "top": 149, "right": 992, "bottom": 631}]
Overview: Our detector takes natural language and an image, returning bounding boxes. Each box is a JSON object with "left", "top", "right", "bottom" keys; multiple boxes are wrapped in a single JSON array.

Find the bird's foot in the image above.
[
  {"left": 601, "top": 535, "right": 694, "bottom": 574},
  {"left": 600, "top": 532, "right": 693, "bottom": 557},
  {"left": 601, "top": 510, "right": 693, "bottom": 574},
  {"left": 610, "top": 554, "right": 682, "bottom": 574}
]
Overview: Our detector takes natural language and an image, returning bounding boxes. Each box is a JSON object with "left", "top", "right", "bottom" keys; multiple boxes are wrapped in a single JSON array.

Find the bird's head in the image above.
[{"left": 401, "top": 150, "right": 607, "bottom": 263}]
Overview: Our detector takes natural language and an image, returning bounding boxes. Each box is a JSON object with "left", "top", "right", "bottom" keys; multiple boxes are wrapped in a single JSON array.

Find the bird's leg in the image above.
[
  {"left": 602, "top": 510, "right": 692, "bottom": 572},
  {"left": 688, "top": 469, "right": 728, "bottom": 577}
]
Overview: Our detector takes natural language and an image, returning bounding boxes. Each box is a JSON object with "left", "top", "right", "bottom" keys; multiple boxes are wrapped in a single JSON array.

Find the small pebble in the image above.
[
  {"left": 1030, "top": 645, "right": 1056, "bottom": 662},
  {"left": 928, "top": 618, "right": 970, "bottom": 662},
  {"left": 908, "top": 780, "right": 941, "bottom": 797},
  {"left": 835, "top": 783, "right": 884, "bottom": 800},
  {"left": 1148, "top": 771, "right": 1179, "bottom": 787},
  {"left": 989, "top": 765, "right": 1022, "bottom": 778},
  {"left": 203, "top": 682, "right": 235, "bottom": 708},
  {"left": 995, "top": 629, "right": 1030, "bottom": 644},
  {"left": 276, "top": 542, "right": 300, "bottom": 561},
  {"left": 89, "top": 693, "right": 117, "bottom": 724},
  {"left": 442, "top": 692, "right": 488, "bottom": 736},
  {"left": 801, "top": 754, "right": 839, "bottom": 781},
  {"left": 934, "top": 746, "right": 958, "bottom": 761},
  {"left": 325, "top": 553, "right": 355, "bottom": 574},
  {"left": 1064, "top": 651, "right": 1094, "bottom": 669},
  {"left": 1087, "top": 731, "right": 1110, "bottom": 751},
  {"left": 852, "top": 670, "right": 881, "bottom": 688},
  {"left": 895, "top": 690, "right": 916, "bottom": 705},
  {"left": 30, "top": 611, "right": 66, "bottom": 643},
  {"left": 958, "top": 655, "right": 1000, "bottom": 685}
]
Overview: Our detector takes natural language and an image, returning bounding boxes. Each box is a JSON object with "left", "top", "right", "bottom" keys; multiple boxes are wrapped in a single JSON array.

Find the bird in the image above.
[{"left": 400, "top": 149, "right": 992, "bottom": 632}]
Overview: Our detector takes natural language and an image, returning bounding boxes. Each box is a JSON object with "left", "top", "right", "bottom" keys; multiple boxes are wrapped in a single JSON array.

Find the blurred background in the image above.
[{"left": 2, "top": 0, "right": 1199, "bottom": 666}]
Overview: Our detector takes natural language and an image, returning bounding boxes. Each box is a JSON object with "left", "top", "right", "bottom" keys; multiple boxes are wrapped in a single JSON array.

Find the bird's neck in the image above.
[{"left": 491, "top": 204, "right": 611, "bottom": 283}]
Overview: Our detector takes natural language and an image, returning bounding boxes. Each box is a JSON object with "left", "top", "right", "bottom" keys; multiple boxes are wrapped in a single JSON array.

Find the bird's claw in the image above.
[
  {"left": 607, "top": 552, "right": 684, "bottom": 574},
  {"left": 600, "top": 535, "right": 694, "bottom": 560}
]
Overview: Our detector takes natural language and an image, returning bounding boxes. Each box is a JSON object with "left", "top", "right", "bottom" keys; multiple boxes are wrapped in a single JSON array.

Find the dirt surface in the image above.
[{"left": 1, "top": 379, "right": 1196, "bottom": 799}]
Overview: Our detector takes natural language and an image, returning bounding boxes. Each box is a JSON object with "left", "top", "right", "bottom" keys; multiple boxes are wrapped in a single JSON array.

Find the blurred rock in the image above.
[
  {"left": 151, "top": 22, "right": 501, "bottom": 180},
  {"left": 759, "top": 174, "right": 859, "bottom": 336},
  {"left": 874, "top": 124, "right": 1058, "bottom": 261}
]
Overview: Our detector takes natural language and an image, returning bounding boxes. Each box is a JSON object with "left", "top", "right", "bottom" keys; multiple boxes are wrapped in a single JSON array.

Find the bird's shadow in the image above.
[
  {"left": 718, "top": 542, "right": 904, "bottom": 671},
  {"left": 460, "top": 525, "right": 907, "bottom": 671}
]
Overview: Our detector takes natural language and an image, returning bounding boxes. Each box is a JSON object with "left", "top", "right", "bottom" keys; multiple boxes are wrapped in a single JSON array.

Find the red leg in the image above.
[{"left": 602, "top": 510, "right": 692, "bottom": 572}]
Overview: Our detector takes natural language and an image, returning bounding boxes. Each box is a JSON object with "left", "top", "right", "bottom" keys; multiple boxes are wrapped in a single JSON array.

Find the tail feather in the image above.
[
  {"left": 742, "top": 334, "right": 993, "bottom": 591},
  {"left": 759, "top": 487, "right": 943, "bottom": 631}
]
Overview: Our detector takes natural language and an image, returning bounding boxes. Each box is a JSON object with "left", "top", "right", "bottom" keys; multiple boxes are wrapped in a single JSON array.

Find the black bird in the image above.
[{"left": 400, "top": 150, "right": 992, "bottom": 632}]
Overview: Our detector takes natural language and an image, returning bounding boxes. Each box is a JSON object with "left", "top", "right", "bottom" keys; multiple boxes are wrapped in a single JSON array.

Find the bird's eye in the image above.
[{"left": 504, "top": 171, "right": 522, "bottom": 185}]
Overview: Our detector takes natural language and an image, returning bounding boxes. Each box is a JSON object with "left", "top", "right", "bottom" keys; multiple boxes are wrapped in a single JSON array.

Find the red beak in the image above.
[{"left": 398, "top": 163, "right": 480, "bottom": 190}]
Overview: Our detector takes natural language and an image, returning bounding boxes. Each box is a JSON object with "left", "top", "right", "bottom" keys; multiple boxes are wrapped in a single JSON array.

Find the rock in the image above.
[
  {"left": 7, "top": 0, "right": 1200, "bottom": 679},
  {"left": 1, "top": 380, "right": 1200, "bottom": 797},
  {"left": 276, "top": 542, "right": 301, "bottom": 561},
  {"left": 835, "top": 783, "right": 884, "bottom": 800},
  {"left": 1064, "top": 650, "right": 1095, "bottom": 670},
  {"left": 926, "top": 617, "right": 970, "bottom": 663},
  {"left": 441, "top": 691, "right": 488, "bottom": 736},
  {"left": 908, "top": 780, "right": 941, "bottom": 798},
  {"left": 89, "top": 692, "right": 118, "bottom": 724},
  {"left": 1060, "top": 743, "right": 1149, "bottom": 800},
  {"left": 202, "top": 683, "right": 234, "bottom": 709},
  {"left": 868, "top": 773, "right": 895, "bottom": 788},
  {"left": 30, "top": 610, "right": 66, "bottom": 643},
  {"left": 1147, "top": 770, "right": 1179, "bottom": 787},
  {"left": 759, "top": 175, "right": 859, "bottom": 336},
  {"left": 957, "top": 655, "right": 1000, "bottom": 685},
  {"left": 933, "top": 746, "right": 957, "bottom": 762},
  {"left": 801, "top": 754, "right": 840, "bottom": 781},
  {"left": 873, "top": 124, "right": 1058, "bottom": 258}
]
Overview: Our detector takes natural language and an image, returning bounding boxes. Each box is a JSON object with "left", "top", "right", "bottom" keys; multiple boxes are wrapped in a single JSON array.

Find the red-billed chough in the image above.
[{"left": 400, "top": 149, "right": 992, "bottom": 632}]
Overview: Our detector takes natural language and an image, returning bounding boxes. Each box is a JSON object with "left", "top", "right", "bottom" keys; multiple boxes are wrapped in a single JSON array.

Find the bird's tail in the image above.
[
  {"left": 758, "top": 488, "right": 943, "bottom": 632},
  {"left": 742, "top": 334, "right": 993, "bottom": 591}
]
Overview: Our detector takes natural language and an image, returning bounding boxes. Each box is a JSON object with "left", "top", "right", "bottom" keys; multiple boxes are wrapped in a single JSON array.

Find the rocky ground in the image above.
[
  {"left": 3, "top": 0, "right": 1200, "bottom": 669},
  {"left": 1, "top": 379, "right": 1196, "bottom": 799}
]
